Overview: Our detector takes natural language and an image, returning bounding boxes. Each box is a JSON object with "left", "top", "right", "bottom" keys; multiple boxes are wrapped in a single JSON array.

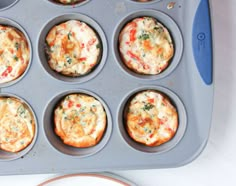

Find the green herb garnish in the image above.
[
  {"left": 15, "top": 42, "right": 19, "bottom": 50},
  {"left": 138, "top": 33, "right": 150, "bottom": 40},
  {"left": 66, "top": 56, "right": 72, "bottom": 64},
  {"left": 142, "top": 103, "right": 154, "bottom": 111},
  {"left": 14, "top": 55, "right": 19, "bottom": 61},
  {"left": 154, "top": 27, "right": 164, "bottom": 34},
  {"left": 67, "top": 32, "right": 72, "bottom": 40},
  {"left": 17, "top": 106, "right": 26, "bottom": 116}
]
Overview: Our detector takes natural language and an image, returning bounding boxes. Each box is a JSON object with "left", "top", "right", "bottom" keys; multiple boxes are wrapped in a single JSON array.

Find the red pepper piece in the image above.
[
  {"left": 1, "top": 66, "right": 12, "bottom": 77},
  {"left": 79, "top": 57, "right": 87, "bottom": 61},
  {"left": 68, "top": 100, "right": 74, "bottom": 108},
  {"left": 129, "top": 29, "right": 136, "bottom": 42}
]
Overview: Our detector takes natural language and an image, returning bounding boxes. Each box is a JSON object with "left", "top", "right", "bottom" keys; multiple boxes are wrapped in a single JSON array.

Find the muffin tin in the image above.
[{"left": 0, "top": 0, "right": 213, "bottom": 175}]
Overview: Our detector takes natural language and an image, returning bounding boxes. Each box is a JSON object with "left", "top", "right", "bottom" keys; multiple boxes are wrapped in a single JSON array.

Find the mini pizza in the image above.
[
  {"left": 0, "top": 25, "right": 30, "bottom": 84},
  {"left": 125, "top": 90, "right": 178, "bottom": 146},
  {"left": 54, "top": 94, "right": 107, "bottom": 148},
  {"left": 119, "top": 17, "right": 174, "bottom": 75},
  {"left": 46, "top": 20, "right": 101, "bottom": 77},
  {"left": 54, "top": 0, "right": 84, "bottom": 5},
  {"left": 0, "top": 97, "right": 35, "bottom": 152}
]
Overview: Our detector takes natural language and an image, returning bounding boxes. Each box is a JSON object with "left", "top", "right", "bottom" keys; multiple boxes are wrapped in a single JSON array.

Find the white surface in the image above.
[{"left": 0, "top": 0, "right": 234, "bottom": 185}]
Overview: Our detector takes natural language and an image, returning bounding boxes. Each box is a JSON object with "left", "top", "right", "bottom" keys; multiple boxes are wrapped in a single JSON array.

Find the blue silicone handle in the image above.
[{"left": 192, "top": 0, "right": 212, "bottom": 85}]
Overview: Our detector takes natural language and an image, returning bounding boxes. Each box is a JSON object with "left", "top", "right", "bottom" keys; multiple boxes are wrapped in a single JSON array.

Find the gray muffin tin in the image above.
[{"left": 0, "top": 0, "right": 213, "bottom": 175}]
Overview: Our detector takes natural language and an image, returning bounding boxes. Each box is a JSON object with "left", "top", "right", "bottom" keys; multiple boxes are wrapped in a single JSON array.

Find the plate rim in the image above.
[{"left": 37, "top": 172, "right": 136, "bottom": 186}]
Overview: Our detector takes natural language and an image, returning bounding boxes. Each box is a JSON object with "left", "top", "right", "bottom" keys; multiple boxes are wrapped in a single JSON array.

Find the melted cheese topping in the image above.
[
  {"left": 54, "top": 94, "right": 107, "bottom": 148},
  {"left": 119, "top": 17, "right": 174, "bottom": 75},
  {"left": 46, "top": 20, "right": 101, "bottom": 76},
  {"left": 0, "top": 97, "right": 35, "bottom": 152},
  {"left": 55, "top": 0, "right": 83, "bottom": 5},
  {"left": 0, "top": 25, "right": 30, "bottom": 84},
  {"left": 125, "top": 90, "right": 178, "bottom": 146}
]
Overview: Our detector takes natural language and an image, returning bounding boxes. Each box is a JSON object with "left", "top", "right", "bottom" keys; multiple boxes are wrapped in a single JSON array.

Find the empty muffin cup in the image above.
[
  {"left": 43, "top": 89, "right": 112, "bottom": 157},
  {"left": 38, "top": 13, "right": 107, "bottom": 84},
  {"left": 117, "top": 86, "right": 187, "bottom": 154},
  {"left": 113, "top": 10, "right": 183, "bottom": 81},
  {"left": 0, "top": 93, "right": 38, "bottom": 161}
]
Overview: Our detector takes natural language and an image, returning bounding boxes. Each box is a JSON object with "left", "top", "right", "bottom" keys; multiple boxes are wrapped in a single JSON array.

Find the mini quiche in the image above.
[
  {"left": 0, "top": 97, "right": 35, "bottom": 152},
  {"left": 54, "top": 0, "right": 84, "bottom": 5},
  {"left": 46, "top": 20, "right": 101, "bottom": 77},
  {"left": 119, "top": 17, "right": 174, "bottom": 75},
  {"left": 54, "top": 94, "right": 107, "bottom": 148},
  {"left": 125, "top": 90, "right": 178, "bottom": 146},
  {"left": 0, "top": 25, "right": 30, "bottom": 84}
]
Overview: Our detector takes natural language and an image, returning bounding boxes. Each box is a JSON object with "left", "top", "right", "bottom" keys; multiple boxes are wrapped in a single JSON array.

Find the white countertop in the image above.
[{"left": 1, "top": 0, "right": 234, "bottom": 185}]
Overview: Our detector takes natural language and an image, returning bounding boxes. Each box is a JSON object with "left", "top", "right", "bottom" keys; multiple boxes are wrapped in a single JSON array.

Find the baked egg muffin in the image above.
[
  {"left": 46, "top": 20, "right": 101, "bottom": 77},
  {"left": 0, "top": 97, "right": 35, "bottom": 152},
  {"left": 125, "top": 90, "right": 178, "bottom": 146},
  {"left": 0, "top": 25, "right": 30, "bottom": 84},
  {"left": 54, "top": 94, "right": 107, "bottom": 148},
  {"left": 119, "top": 17, "right": 174, "bottom": 75}
]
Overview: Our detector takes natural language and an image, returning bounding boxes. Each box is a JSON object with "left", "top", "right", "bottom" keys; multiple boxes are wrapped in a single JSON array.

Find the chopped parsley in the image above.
[
  {"left": 67, "top": 32, "right": 72, "bottom": 40},
  {"left": 138, "top": 33, "right": 150, "bottom": 40},
  {"left": 15, "top": 42, "right": 19, "bottom": 50},
  {"left": 17, "top": 106, "right": 26, "bottom": 116},
  {"left": 14, "top": 55, "right": 19, "bottom": 61},
  {"left": 66, "top": 56, "right": 72, "bottom": 64},
  {"left": 154, "top": 27, "right": 164, "bottom": 34},
  {"left": 142, "top": 103, "right": 154, "bottom": 111}
]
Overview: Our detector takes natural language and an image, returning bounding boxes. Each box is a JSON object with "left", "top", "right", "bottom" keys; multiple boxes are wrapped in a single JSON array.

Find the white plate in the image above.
[{"left": 38, "top": 173, "right": 136, "bottom": 186}]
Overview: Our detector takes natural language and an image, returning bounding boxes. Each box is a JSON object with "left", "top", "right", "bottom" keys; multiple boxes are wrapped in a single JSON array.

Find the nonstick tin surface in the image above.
[{"left": 0, "top": 0, "right": 213, "bottom": 175}]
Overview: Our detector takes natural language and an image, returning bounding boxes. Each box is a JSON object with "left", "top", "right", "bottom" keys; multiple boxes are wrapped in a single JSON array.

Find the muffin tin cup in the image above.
[
  {"left": 0, "top": 17, "right": 33, "bottom": 88},
  {"left": 46, "top": 0, "right": 90, "bottom": 8},
  {"left": 113, "top": 9, "right": 183, "bottom": 81},
  {"left": 43, "top": 89, "right": 112, "bottom": 158},
  {"left": 117, "top": 86, "right": 187, "bottom": 154},
  {"left": 0, "top": 0, "right": 18, "bottom": 11},
  {"left": 38, "top": 13, "right": 107, "bottom": 84},
  {"left": 0, "top": 93, "right": 38, "bottom": 161}
]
